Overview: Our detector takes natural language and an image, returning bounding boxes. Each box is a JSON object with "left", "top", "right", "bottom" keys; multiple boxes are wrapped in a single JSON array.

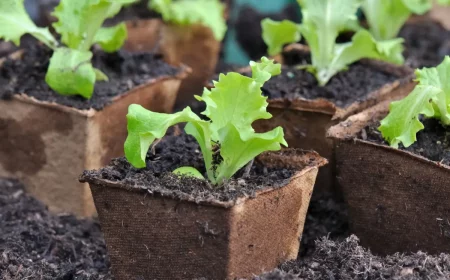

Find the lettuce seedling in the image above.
[
  {"left": 379, "top": 56, "right": 450, "bottom": 148},
  {"left": 149, "top": 0, "right": 227, "bottom": 41},
  {"left": 125, "top": 57, "right": 287, "bottom": 185},
  {"left": 0, "top": 0, "right": 137, "bottom": 98},
  {"left": 261, "top": 0, "right": 404, "bottom": 86},
  {"left": 362, "top": 0, "right": 450, "bottom": 41}
]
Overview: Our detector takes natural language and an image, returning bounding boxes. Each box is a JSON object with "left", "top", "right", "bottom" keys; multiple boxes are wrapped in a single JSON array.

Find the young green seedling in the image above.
[
  {"left": 261, "top": 0, "right": 404, "bottom": 86},
  {"left": 149, "top": 0, "right": 227, "bottom": 41},
  {"left": 0, "top": 0, "right": 137, "bottom": 98},
  {"left": 125, "top": 57, "right": 287, "bottom": 185},
  {"left": 362, "top": 0, "right": 450, "bottom": 41},
  {"left": 379, "top": 56, "right": 450, "bottom": 148}
]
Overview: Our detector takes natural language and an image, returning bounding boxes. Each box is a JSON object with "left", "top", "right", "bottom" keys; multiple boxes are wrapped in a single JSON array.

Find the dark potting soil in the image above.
[
  {"left": 362, "top": 118, "right": 450, "bottom": 166},
  {"left": 261, "top": 62, "right": 399, "bottom": 108},
  {"left": 400, "top": 19, "right": 450, "bottom": 68},
  {"left": 81, "top": 133, "right": 299, "bottom": 203},
  {"left": 0, "top": 43, "right": 180, "bottom": 110},
  {"left": 0, "top": 178, "right": 111, "bottom": 280},
  {"left": 255, "top": 235, "right": 450, "bottom": 280}
]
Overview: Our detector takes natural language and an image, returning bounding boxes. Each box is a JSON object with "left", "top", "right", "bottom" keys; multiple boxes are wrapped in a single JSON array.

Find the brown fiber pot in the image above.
[
  {"left": 327, "top": 101, "right": 450, "bottom": 255},
  {"left": 0, "top": 53, "right": 188, "bottom": 217},
  {"left": 251, "top": 44, "right": 416, "bottom": 193},
  {"left": 80, "top": 150, "right": 326, "bottom": 280},
  {"left": 125, "top": 19, "right": 221, "bottom": 108}
]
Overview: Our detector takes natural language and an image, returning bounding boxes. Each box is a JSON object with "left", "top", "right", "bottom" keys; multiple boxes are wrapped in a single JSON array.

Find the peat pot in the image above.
[
  {"left": 252, "top": 44, "right": 415, "bottom": 193},
  {"left": 125, "top": 19, "right": 221, "bottom": 108},
  {"left": 328, "top": 101, "right": 450, "bottom": 255},
  {"left": 0, "top": 47, "right": 188, "bottom": 216},
  {"left": 80, "top": 135, "right": 326, "bottom": 280}
]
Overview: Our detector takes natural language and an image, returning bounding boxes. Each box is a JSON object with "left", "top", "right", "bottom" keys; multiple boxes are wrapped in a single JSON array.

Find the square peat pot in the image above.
[
  {"left": 327, "top": 101, "right": 450, "bottom": 255},
  {"left": 0, "top": 48, "right": 189, "bottom": 217},
  {"left": 125, "top": 19, "right": 221, "bottom": 108},
  {"left": 250, "top": 44, "right": 415, "bottom": 193},
  {"left": 80, "top": 149, "right": 327, "bottom": 280}
]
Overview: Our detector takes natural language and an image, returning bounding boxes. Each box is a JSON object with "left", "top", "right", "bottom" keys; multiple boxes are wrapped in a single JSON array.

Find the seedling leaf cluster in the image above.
[
  {"left": 125, "top": 58, "right": 287, "bottom": 185},
  {"left": 150, "top": 0, "right": 227, "bottom": 41},
  {"left": 261, "top": 0, "right": 404, "bottom": 86},
  {"left": 0, "top": 0, "right": 137, "bottom": 98},
  {"left": 379, "top": 56, "right": 450, "bottom": 148}
]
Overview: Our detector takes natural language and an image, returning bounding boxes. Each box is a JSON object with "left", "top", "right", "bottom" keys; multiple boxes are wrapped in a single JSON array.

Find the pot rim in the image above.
[{"left": 80, "top": 149, "right": 327, "bottom": 208}]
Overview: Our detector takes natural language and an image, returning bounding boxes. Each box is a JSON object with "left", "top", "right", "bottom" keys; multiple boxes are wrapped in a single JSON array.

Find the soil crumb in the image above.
[
  {"left": 0, "top": 43, "right": 180, "bottom": 110},
  {"left": 81, "top": 133, "right": 300, "bottom": 203},
  {"left": 363, "top": 118, "right": 450, "bottom": 166},
  {"left": 0, "top": 178, "right": 111, "bottom": 280},
  {"left": 255, "top": 235, "right": 450, "bottom": 280}
]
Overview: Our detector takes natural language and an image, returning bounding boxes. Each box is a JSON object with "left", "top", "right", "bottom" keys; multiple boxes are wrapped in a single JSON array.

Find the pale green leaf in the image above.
[
  {"left": 52, "top": 0, "right": 136, "bottom": 50},
  {"left": 150, "top": 0, "right": 227, "bottom": 40},
  {"left": 94, "top": 68, "right": 109, "bottom": 81},
  {"left": 124, "top": 104, "right": 209, "bottom": 168},
  {"left": 250, "top": 56, "right": 282, "bottom": 85},
  {"left": 0, "top": 0, "right": 57, "bottom": 48},
  {"left": 214, "top": 124, "right": 287, "bottom": 183},
  {"left": 362, "top": 0, "right": 432, "bottom": 40},
  {"left": 298, "top": 0, "right": 361, "bottom": 70},
  {"left": 94, "top": 23, "right": 127, "bottom": 53},
  {"left": 317, "top": 29, "right": 404, "bottom": 85},
  {"left": 45, "top": 47, "right": 96, "bottom": 98},
  {"left": 261, "top": 18, "right": 301, "bottom": 56},
  {"left": 379, "top": 56, "right": 450, "bottom": 147},
  {"left": 437, "top": 0, "right": 450, "bottom": 4},
  {"left": 173, "top": 166, "right": 205, "bottom": 179}
]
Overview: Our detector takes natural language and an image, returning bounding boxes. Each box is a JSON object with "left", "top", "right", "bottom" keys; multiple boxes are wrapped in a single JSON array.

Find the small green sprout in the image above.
[
  {"left": 0, "top": 0, "right": 137, "bottom": 98},
  {"left": 379, "top": 56, "right": 450, "bottom": 148},
  {"left": 124, "top": 57, "right": 287, "bottom": 185},
  {"left": 261, "top": 0, "right": 405, "bottom": 86}
]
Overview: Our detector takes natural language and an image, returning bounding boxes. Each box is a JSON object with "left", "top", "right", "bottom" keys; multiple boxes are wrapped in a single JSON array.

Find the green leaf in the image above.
[
  {"left": 150, "top": 0, "right": 227, "bottom": 41},
  {"left": 317, "top": 29, "right": 404, "bottom": 85},
  {"left": 94, "top": 23, "right": 127, "bottom": 53},
  {"left": 124, "top": 104, "right": 209, "bottom": 168},
  {"left": 124, "top": 58, "right": 286, "bottom": 185},
  {"left": 45, "top": 48, "right": 96, "bottom": 98},
  {"left": 214, "top": 124, "right": 287, "bottom": 183},
  {"left": 94, "top": 68, "right": 109, "bottom": 81},
  {"left": 261, "top": 18, "right": 301, "bottom": 56},
  {"left": 0, "top": 0, "right": 57, "bottom": 48},
  {"left": 379, "top": 56, "right": 450, "bottom": 148},
  {"left": 173, "top": 166, "right": 205, "bottom": 179},
  {"left": 250, "top": 56, "right": 282, "bottom": 85},
  {"left": 298, "top": 0, "right": 361, "bottom": 71},
  {"left": 52, "top": 0, "right": 136, "bottom": 51},
  {"left": 361, "top": 0, "right": 432, "bottom": 40},
  {"left": 437, "top": 0, "right": 450, "bottom": 4}
]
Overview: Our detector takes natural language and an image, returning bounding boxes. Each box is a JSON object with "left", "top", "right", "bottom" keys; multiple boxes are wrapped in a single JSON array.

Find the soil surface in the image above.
[
  {"left": 400, "top": 19, "right": 450, "bottom": 68},
  {"left": 261, "top": 61, "right": 398, "bottom": 108},
  {"left": 0, "top": 178, "right": 110, "bottom": 280},
  {"left": 81, "top": 133, "right": 298, "bottom": 203},
  {"left": 256, "top": 235, "right": 450, "bottom": 280},
  {"left": 0, "top": 43, "right": 180, "bottom": 110},
  {"left": 363, "top": 118, "right": 450, "bottom": 166}
]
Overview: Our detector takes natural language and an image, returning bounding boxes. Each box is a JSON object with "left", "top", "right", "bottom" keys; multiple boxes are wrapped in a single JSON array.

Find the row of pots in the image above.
[{"left": 2, "top": 16, "right": 450, "bottom": 280}]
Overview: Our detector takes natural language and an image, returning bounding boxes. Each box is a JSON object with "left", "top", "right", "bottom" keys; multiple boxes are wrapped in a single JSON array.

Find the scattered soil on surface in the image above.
[
  {"left": 256, "top": 235, "right": 450, "bottom": 280},
  {"left": 261, "top": 62, "right": 398, "bottom": 108},
  {"left": 400, "top": 19, "right": 450, "bottom": 68},
  {"left": 0, "top": 178, "right": 111, "bottom": 280},
  {"left": 81, "top": 133, "right": 298, "bottom": 203},
  {"left": 362, "top": 118, "right": 450, "bottom": 166},
  {"left": 0, "top": 43, "right": 180, "bottom": 110},
  {"left": 299, "top": 192, "right": 349, "bottom": 257}
]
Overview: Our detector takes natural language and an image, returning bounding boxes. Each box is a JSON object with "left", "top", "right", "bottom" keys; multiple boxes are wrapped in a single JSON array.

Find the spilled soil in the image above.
[{"left": 0, "top": 43, "right": 180, "bottom": 110}]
